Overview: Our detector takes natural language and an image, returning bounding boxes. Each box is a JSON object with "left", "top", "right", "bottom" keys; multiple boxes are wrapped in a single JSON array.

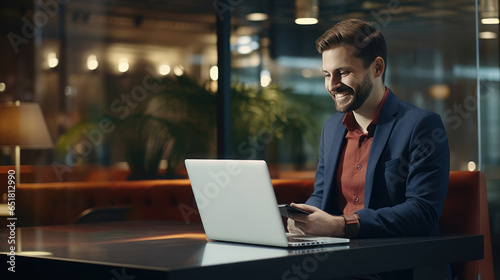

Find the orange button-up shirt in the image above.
[{"left": 337, "top": 87, "right": 389, "bottom": 215}]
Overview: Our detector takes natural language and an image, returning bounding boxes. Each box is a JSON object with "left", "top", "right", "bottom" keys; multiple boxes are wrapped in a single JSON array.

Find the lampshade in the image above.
[
  {"left": 480, "top": 0, "right": 499, "bottom": 19},
  {"left": 295, "top": 0, "right": 319, "bottom": 25},
  {"left": 0, "top": 102, "right": 53, "bottom": 149}
]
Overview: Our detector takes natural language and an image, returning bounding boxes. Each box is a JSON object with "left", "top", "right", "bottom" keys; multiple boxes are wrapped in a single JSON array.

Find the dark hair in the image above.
[{"left": 316, "top": 19, "right": 387, "bottom": 73}]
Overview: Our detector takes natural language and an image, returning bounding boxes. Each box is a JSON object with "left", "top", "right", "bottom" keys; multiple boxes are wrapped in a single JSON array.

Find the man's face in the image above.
[{"left": 321, "top": 45, "right": 373, "bottom": 113}]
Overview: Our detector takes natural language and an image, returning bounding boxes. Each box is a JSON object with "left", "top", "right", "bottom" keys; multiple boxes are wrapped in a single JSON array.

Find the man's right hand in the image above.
[{"left": 287, "top": 218, "right": 306, "bottom": 235}]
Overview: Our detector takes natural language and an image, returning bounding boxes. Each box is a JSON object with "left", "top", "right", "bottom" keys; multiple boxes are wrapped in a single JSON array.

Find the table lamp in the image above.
[{"left": 0, "top": 101, "right": 54, "bottom": 185}]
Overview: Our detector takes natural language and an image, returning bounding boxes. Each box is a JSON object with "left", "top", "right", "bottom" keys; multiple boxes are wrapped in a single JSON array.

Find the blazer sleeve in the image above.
[{"left": 356, "top": 112, "right": 450, "bottom": 237}]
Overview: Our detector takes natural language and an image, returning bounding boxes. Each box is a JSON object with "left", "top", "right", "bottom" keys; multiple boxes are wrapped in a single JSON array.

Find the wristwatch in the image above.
[{"left": 342, "top": 214, "right": 360, "bottom": 238}]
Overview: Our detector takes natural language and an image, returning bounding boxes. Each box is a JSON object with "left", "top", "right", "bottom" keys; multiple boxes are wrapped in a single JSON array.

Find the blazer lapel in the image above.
[
  {"left": 321, "top": 118, "right": 347, "bottom": 211},
  {"left": 364, "top": 91, "right": 399, "bottom": 208}
]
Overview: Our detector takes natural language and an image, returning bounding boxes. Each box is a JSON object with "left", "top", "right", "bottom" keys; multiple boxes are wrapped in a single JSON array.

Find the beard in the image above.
[{"left": 333, "top": 73, "right": 373, "bottom": 113}]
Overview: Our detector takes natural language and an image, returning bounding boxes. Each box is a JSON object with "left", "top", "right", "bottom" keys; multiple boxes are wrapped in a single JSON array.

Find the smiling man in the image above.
[{"left": 287, "top": 19, "right": 451, "bottom": 280}]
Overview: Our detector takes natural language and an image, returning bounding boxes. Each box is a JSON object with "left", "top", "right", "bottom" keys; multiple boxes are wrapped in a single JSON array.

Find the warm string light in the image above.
[
  {"left": 40, "top": 51, "right": 226, "bottom": 80},
  {"left": 174, "top": 65, "right": 184, "bottom": 76},
  {"left": 260, "top": 70, "right": 271, "bottom": 87},
  {"left": 210, "top": 66, "right": 218, "bottom": 81},
  {"left": 47, "top": 52, "right": 59, "bottom": 68},
  {"left": 468, "top": 161, "right": 477, "bottom": 171},
  {"left": 158, "top": 63, "right": 171, "bottom": 75},
  {"left": 87, "top": 55, "right": 99, "bottom": 70},
  {"left": 118, "top": 57, "right": 129, "bottom": 73}
]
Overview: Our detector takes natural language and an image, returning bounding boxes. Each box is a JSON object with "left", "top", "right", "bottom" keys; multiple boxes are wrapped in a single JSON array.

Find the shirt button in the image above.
[
  {"left": 356, "top": 164, "right": 362, "bottom": 170},
  {"left": 354, "top": 197, "right": 359, "bottom": 202}
]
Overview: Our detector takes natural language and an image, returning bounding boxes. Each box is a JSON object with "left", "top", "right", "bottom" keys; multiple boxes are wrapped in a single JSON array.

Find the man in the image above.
[{"left": 287, "top": 19, "right": 450, "bottom": 279}]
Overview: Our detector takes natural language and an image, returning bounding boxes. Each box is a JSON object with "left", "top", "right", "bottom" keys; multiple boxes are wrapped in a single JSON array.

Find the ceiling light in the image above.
[
  {"left": 479, "top": 31, "right": 497, "bottom": 39},
  {"left": 295, "top": 0, "right": 319, "bottom": 25},
  {"left": 481, "top": 17, "right": 500, "bottom": 24},
  {"left": 246, "top": 13, "right": 269, "bottom": 21},
  {"left": 295, "top": 18, "right": 318, "bottom": 25}
]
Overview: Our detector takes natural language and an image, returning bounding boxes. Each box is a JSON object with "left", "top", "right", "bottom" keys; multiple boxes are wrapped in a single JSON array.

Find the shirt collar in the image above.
[{"left": 342, "top": 87, "right": 390, "bottom": 134}]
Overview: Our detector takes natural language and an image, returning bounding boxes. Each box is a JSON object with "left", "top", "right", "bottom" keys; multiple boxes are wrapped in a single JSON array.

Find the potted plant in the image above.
[{"left": 55, "top": 75, "right": 321, "bottom": 179}]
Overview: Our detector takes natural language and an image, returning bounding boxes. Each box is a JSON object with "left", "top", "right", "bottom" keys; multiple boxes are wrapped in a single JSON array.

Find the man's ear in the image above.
[{"left": 372, "top": 57, "right": 385, "bottom": 79}]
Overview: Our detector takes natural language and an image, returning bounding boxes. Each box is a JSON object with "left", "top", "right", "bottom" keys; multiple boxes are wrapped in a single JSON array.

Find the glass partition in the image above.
[
  {"left": 231, "top": 0, "right": 478, "bottom": 177},
  {"left": 478, "top": 0, "right": 500, "bottom": 273}
]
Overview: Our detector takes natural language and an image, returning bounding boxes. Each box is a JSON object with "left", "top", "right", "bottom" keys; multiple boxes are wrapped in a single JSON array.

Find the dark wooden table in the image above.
[{"left": 0, "top": 221, "right": 483, "bottom": 279}]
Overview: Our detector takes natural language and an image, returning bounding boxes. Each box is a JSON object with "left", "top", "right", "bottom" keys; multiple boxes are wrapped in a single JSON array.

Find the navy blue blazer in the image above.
[{"left": 306, "top": 90, "right": 450, "bottom": 238}]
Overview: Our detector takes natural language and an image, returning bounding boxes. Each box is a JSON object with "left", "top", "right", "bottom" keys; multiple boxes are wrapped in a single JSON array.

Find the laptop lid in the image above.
[{"left": 185, "top": 159, "right": 290, "bottom": 247}]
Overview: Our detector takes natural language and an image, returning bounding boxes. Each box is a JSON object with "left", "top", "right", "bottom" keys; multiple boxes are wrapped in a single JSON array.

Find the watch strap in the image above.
[{"left": 342, "top": 214, "right": 360, "bottom": 238}]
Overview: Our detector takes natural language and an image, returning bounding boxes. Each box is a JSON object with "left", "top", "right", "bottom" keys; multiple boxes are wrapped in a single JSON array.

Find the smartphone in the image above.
[{"left": 278, "top": 204, "right": 312, "bottom": 218}]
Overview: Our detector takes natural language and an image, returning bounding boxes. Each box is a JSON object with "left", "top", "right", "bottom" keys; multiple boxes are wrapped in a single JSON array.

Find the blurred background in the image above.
[{"left": 0, "top": 0, "right": 499, "bottom": 275}]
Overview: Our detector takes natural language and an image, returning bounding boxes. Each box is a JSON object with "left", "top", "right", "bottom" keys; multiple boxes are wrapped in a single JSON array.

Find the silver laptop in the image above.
[{"left": 185, "top": 159, "right": 350, "bottom": 248}]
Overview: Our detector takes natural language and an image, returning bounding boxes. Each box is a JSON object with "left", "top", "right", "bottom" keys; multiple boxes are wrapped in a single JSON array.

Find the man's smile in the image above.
[{"left": 332, "top": 85, "right": 354, "bottom": 101}]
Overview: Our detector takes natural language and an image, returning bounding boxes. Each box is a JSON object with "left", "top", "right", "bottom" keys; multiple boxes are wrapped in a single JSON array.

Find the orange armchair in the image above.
[{"left": 440, "top": 171, "right": 495, "bottom": 279}]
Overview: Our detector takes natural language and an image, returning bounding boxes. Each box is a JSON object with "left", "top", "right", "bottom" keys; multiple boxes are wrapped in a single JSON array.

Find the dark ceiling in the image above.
[
  {"left": 0, "top": 0, "right": 480, "bottom": 57},
  {"left": 1, "top": 0, "right": 477, "bottom": 30}
]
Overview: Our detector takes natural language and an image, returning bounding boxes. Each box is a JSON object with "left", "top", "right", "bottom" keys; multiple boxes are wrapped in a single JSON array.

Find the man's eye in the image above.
[{"left": 339, "top": 71, "right": 349, "bottom": 76}]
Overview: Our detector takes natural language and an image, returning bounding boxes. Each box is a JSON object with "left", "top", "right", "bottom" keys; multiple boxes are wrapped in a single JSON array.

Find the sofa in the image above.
[{"left": 15, "top": 178, "right": 315, "bottom": 226}]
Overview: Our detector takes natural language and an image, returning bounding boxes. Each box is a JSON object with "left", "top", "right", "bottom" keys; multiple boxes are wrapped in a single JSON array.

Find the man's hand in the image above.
[{"left": 286, "top": 203, "right": 345, "bottom": 237}]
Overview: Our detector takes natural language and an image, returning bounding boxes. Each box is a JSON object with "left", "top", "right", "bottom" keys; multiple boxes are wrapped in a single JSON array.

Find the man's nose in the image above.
[{"left": 328, "top": 77, "right": 342, "bottom": 92}]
